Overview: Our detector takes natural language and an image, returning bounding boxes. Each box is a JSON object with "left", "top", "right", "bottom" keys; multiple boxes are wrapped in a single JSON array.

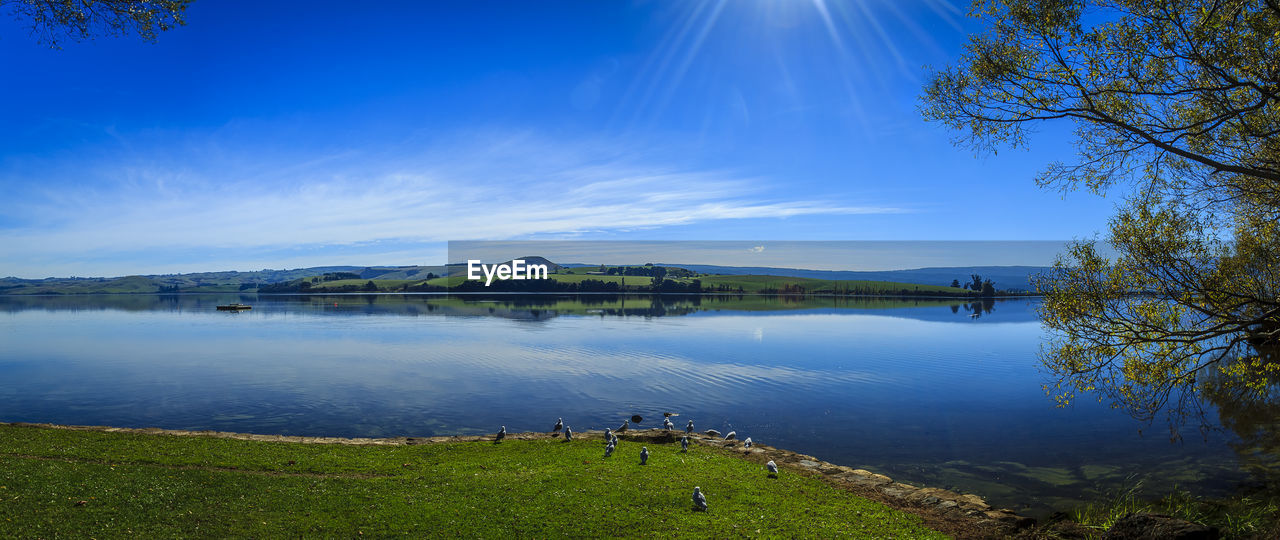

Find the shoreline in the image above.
[{"left": 3, "top": 421, "right": 1034, "bottom": 537}]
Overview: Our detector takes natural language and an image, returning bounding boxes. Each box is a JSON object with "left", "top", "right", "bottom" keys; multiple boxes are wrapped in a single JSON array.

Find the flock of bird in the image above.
[{"left": 493, "top": 414, "right": 772, "bottom": 512}]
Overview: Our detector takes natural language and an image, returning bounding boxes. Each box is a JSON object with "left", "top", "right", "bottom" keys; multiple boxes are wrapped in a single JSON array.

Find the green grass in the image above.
[
  {"left": 307, "top": 278, "right": 417, "bottom": 291},
  {"left": 0, "top": 424, "right": 945, "bottom": 538},
  {"left": 427, "top": 273, "right": 653, "bottom": 288},
  {"left": 696, "top": 275, "right": 968, "bottom": 295},
  {"left": 543, "top": 273, "right": 653, "bottom": 286}
]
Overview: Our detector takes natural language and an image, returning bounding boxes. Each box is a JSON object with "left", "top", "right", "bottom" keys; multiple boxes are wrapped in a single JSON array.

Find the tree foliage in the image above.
[
  {"left": 922, "top": 0, "right": 1280, "bottom": 432},
  {"left": 5, "top": 0, "right": 191, "bottom": 48}
]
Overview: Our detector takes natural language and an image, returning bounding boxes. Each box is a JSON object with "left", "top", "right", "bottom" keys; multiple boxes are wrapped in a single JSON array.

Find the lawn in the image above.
[{"left": 0, "top": 424, "right": 946, "bottom": 538}]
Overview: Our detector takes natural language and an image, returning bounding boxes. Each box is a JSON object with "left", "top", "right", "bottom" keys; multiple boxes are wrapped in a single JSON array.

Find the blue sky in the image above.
[{"left": 0, "top": 0, "right": 1116, "bottom": 278}]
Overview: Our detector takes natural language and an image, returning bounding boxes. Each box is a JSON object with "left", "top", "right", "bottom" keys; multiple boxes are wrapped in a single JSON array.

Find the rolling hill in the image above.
[{"left": 1, "top": 260, "right": 1045, "bottom": 295}]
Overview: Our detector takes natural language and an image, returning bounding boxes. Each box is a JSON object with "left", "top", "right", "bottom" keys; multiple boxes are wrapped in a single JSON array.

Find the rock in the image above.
[
  {"left": 1040, "top": 512, "right": 1094, "bottom": 540},
  {"left": 958, "top": 493, "right": 989, "bottom": 510},
  {"left": 983, "top": 510, "right": 1036, "bottom": 529},
  {"left": 705, "top": 429, "right": 721, "bottom": 437},
  {"left": 1102, "top": 513, "right": 1218, "bottom": 540},
  {"left": 880, "top": 486, "right": 911, "bottom": 499},
  {"left": 840, "top": 470, "right": 893, "bottom": 487}
]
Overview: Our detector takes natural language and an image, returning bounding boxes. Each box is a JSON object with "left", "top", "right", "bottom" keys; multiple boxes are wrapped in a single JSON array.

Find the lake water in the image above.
[{"left": 0, "top": 293, "right": 1254, "bottom": 516}]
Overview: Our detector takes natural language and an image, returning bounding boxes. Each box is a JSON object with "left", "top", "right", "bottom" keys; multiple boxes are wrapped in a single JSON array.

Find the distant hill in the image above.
[
  {"left": 354, "top": 266, "right": 450, "bottom": 280},
  {"left": 496, "top": 256, "right": 565, "bottom": 273},
  {"left": 0, "top": 265, "right": 443, "bottom": 295},
  {"left": 1, "top": 260, "right": 1048, "bottom": 295},
  {"left": 646, "top": 264, "right": 1051, "bottom": 292}
]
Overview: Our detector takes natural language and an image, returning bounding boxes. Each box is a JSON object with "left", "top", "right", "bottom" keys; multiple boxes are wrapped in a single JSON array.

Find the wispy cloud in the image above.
[{"left": 0, "top": 130, "right": 905, "bottom": 277}]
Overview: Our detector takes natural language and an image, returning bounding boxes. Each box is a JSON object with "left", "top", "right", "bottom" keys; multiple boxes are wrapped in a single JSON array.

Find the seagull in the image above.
[
  {"left": 496, "top": 426, "right": 506, "bottom": 443},
  {"left": 611, "top": 434, "right": 619, "bottom": 446},
  {"left": 724, "top": 431, "right": 736, "bottom": 441},
  {"left": 604, "top": 444, "right": 614, "bottom": 458},
  {"left": 553, "top": 418, "right": 563, "bottom": 432},
  {"left": 767, "top": 460, "right": 778, "bottom": 477},
  {"left": 564, "top": 426, "right": 573, "bottom": 441},
  {"left": 705, "top": 429, "right": 720, "bottom": 438},
  {"left": 743, "top": 437, "right": 753, "bottom": 448},
  {"left": 692, "top": 487, "right": 707, "bottom": 511},
  {"left": 604, "top": 428, "right": 612, "bottom": 443},
  {"left": 640, "top": 446, "right": 649, "bottom": 465},
  {"left": 681, "top": 436, "right": 689, "bottom": 452},
  {"left": 617, "top": 420, "right": 629, "bottom": 432},
  {"left": 663, "top": 418, "right": 674, "bottom": 431},
  {"left": 685, "top": 420, "right": 694, "bottom": 434}
]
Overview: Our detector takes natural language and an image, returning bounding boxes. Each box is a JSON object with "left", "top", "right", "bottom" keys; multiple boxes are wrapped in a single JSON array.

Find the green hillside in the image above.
[
  {"left": 696, "top": 275, "right": 967, "bottom": 295},
  {"left": 1, "top": 261, "right": 997, "bottom": 297},
  {"left": 0, "top": 275, "right": 167, "bottom": 295}
]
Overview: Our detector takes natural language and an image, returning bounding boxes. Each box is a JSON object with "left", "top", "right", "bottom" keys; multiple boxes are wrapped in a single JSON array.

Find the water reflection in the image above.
[
  {"left": 0, "top": 293, "right": 1253, "bottom": 516},
  {"left": 0, "top": 293, "right": 1034, "bottom": 322},
  {"left": 1204, "top": 366, "right": 1280, "bottom": 489}
]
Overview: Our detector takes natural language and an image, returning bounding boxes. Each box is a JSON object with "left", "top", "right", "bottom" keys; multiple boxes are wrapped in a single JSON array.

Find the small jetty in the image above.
[{"left": 216, "top": 303, "right": 252, "bottom": 311}]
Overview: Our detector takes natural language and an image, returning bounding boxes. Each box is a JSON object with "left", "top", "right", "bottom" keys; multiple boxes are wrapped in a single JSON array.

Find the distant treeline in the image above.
[
  {"left": 404, "top": 278, "right": 706, "bottom": 294},
  {"left": 259, "top": 279, "right": 380, "bottom": 293},
  {"left": 597, "top": 265, "right": 696, "bottom": 278}
]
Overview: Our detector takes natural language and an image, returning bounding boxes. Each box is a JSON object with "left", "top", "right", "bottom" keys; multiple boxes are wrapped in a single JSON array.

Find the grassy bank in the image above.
[
  {"left": 0, "top": 424, "right": 946, "bottom": 538},
  {"left": 1069, "top": 481, "right": 1280, "bottom": 539}
]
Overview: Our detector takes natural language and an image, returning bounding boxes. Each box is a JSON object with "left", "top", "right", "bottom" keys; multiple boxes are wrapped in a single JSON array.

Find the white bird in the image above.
[
  {"left": 692, "top": 487, "right": 707, "bottom": 511},
  {"left": 553, "top": 418, "right": 563, "bottom": 432},
  {"left": 564, "top": 426, "right": 573, "bottom": 441},
  {"left": 604, "top": 428, "right": 612, "bottom": 443},
  {"left": 724, "top": 431, "right": 736, "bottom": 441},
  {"left": 743, "top": 437, "right": 753, "bottom": 448},
  {"left": 611, "top": 434, "right": 619, "bottom": 446},
  {"left": 681, "top": 436, "right": 689, "bottom": 452},
  {"left": 685, "top": 420, "right": 694, "bottom": 434},
  {"left": 640, "top": 446, "right": 649, "bottom": 465},
  {"left": 663, "top": 418, "right": 674, "bottom": 430},
  {"left": 705, "top": 429, "right": 721, "bottom": 437},
  {"left": 496, "top": 426, "right": 506, "bottom": 442},
  {"left": 604, "top": 444, "right": 614, "bottom": 458},
  {"left": 617, "top": 420, "right": 629, "bottom": 432},
  {"left": 767, "top": 460, "right": 778, "bottom": 477}
]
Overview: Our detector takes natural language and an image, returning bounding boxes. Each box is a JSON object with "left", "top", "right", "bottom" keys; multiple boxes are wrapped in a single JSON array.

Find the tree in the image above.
[
  {"left": 6, "top": 0, "right": 191, "bottom": 48},
  {"left": 951, "top": 279, "right": 962, "bottom": 288},
  {"left": 981, "top": 279, "right": 996, "bottom": 297},
  {"left": 969, "top": 274, "right": 983, "bottom": 292},
  {"left": 923, "top": 0, "right": 1280, "bottom": 432}
]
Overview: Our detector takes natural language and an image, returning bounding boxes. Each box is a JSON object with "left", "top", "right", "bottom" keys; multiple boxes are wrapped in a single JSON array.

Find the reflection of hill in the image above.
[
  {"left": 0, "top": 293, "right": 258, "bottom": 313},
  {"left": 0, "top": 294, "right": 1040, "bottom": 323}
]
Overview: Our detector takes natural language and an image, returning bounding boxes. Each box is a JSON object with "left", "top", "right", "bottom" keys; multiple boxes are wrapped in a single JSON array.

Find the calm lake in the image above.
[{"left": 0, "top": 293, "right": 1254, "bottom": 516}]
